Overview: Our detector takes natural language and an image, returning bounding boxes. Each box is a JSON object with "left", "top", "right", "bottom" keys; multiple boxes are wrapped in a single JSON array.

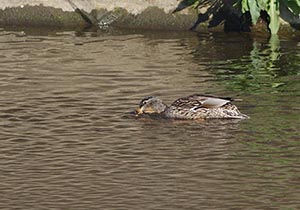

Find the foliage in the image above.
[
  {"left": 173, "top": 0, "right": 300, "bottom": 34},
  {"left": 241, "top": 0, "right": 280, "bottom": 33}
]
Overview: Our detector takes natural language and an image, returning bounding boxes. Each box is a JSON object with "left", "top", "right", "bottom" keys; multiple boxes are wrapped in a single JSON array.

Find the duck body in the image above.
[{"left": 136, "top": 94, "right": 249, "bottom": 120}]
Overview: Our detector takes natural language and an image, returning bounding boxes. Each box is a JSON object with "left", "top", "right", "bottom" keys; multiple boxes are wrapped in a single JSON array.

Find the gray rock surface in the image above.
[{"left": 0, "top": 0, "right": 181, "bottom": 14}]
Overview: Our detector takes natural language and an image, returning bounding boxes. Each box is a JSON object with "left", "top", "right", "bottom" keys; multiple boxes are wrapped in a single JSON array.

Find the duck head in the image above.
[{"left": 136, "top": 96, "right": 167, "bottom": 115}]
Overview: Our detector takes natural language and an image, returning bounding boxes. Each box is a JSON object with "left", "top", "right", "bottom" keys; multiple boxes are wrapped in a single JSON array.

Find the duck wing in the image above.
[{"left": 170, "top": 94, "right": 232, "bottom": 110}]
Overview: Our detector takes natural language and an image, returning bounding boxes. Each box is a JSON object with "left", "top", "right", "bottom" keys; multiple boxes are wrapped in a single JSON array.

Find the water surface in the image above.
[{"left": 0, "top": 28, "right": 299, "bottom": 209}]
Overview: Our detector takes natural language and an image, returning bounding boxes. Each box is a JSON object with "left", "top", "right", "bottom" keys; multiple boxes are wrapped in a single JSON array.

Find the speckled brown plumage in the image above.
[{"left": 136, "top": 94, "right": 249, "bottom": 120}]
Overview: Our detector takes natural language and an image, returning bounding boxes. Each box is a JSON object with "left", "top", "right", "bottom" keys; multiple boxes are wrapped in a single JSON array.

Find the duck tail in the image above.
[
  {"left": 240, "top": 113, "right": 250, "bottom": 119},
  {"left": 232, "top": 98, "right": 243, "bottom": 102}
]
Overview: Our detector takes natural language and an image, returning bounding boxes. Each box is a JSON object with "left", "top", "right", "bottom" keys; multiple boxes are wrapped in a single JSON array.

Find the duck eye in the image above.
[
  {"left": 140, "top": 96, "right": 153, "bottom": 107},
  {"left": 141, "top": 101, "right": 148, "bottom": 107},
  {"left": 139, "top": 100, "right": 146, "bottom": 108}
]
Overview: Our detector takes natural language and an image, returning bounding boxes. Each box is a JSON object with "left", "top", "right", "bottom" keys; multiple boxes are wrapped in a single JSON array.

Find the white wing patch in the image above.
[{"left": 201, "top": 97, "right": 230, "bottom": 108}]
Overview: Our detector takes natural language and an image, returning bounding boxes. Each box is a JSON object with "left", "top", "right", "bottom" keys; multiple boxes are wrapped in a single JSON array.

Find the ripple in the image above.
[{"left": 0, "top": 29, "right": 299, "bottom": 210}]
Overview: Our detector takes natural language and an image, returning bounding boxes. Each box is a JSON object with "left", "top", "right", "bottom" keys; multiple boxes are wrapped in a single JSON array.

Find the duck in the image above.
[{"left": 135, "top": 94, "right": 249, "bottom": 119}]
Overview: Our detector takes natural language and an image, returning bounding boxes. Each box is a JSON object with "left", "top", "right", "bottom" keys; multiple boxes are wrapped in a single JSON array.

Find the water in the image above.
[{"left": 0, "top": 27, "right": 299, "bottom": 209}]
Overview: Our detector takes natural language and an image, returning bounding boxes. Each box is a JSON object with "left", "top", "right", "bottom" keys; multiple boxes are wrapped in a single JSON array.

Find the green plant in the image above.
[
  {"left": 241, "top": 0, "right": 282, "bottom": 34},
  {"left": 173, "top": 0, "right": 300, "bottom": 34}
]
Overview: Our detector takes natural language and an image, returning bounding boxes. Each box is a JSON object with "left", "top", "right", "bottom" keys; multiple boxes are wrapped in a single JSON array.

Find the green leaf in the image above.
[
  {"left": 257, "top": 0, "right": 269, "bottom": 10},
  {"left": 268, "top": 0, "right": 280, "bottom": 34},
  {"left": 241, "top": 0, "right": 249, "bottom": 13},
  {"left": 284, "top": 0, "right": 300, "bottom": 15},
  {"left": 249, "top": 0, "right": 261, "bottom": 24}
]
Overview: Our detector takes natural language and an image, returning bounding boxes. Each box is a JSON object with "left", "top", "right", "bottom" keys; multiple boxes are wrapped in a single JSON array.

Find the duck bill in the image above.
[{"left": 135, "top": 107, "right": 144, "bottom": 115}]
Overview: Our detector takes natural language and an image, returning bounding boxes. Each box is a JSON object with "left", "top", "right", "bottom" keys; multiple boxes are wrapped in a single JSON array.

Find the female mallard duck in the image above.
[{"left": 136, "top": 94, "right": 249, "bottom": 119}]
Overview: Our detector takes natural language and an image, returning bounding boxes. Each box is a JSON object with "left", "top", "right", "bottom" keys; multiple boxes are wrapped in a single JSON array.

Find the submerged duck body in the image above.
[{"left": 136, "top": 94, "right": 249, "bottom": 119}]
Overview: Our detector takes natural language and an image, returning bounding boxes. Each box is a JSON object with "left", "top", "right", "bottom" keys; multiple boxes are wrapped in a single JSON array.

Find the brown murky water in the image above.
[{"left": 0, "top": 28, "right": 299, "bottom": 209}]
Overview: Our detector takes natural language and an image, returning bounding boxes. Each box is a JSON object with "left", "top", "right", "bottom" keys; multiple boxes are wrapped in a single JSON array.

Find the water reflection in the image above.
[
  {"left": 0, "top": 28, "right": 299, "bottom": 209},
  {"left": 191, "top": 33, "right": 299, "bottom": 94}
]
